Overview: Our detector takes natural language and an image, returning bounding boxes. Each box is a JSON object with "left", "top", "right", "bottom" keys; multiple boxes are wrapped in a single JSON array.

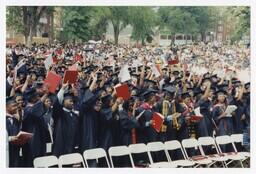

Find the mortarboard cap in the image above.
[
  {"left": 163, "top": 85, "right": 176, "bottom": 94},
  {"left": 181, "top": 91, "right": 191, "bottom": 99},
  {"left": 6, "top": 96, "right": 16, "bottom": 105},
  {"left": 64, "top": 92, "right": 74, "bottom": 100},
  {"left": 215, "top": 89, "right": 227, "bottom": 96}
]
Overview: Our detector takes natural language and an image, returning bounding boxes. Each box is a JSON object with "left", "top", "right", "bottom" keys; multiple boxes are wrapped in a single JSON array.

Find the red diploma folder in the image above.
[
  {"left": 168, "top": 59, "right": 179, "bottom": 65},
  {"left": 44, "top": 71, "right": 62, "bottom": 93},
  {"left": 63, "top": 70, "right": 78, "bottom": 84},
  {"left": 12, "top": 131, "right": 33, "bottom": 145},
  {"left": 190, "top": 115, "right": 203, "bottom": 122},
  {"left": 151, "top": 112, "right": 164, "bottom": 133},
  {"left": 115, "top": 84, "right": 131, "bottom": 100}
]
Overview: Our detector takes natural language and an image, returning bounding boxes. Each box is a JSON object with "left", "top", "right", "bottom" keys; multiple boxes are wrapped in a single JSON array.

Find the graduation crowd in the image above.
[{"left": 6, "top": 42, "right": 250, "bottom": 167}]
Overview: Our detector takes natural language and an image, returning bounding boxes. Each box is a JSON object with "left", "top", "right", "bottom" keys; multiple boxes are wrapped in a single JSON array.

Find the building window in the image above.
[{"left": 167, "top": 35, "right": 172, "bottom": 40}]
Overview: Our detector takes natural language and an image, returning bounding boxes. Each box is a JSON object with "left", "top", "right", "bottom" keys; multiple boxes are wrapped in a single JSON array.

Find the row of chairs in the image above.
[{"left": 33, "top": 134, "right": 250, "bottom": 168}]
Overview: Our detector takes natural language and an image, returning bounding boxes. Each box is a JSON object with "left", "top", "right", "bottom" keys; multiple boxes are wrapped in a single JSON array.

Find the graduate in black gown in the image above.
[
  {"left": 119, "top": 99, "right": 139, "bottom": 146},
  {"left": 212, "top": 90, "right": 234, "bottom": 136},
  {"left": 136, "top": 89, "right": 158, "bottom": 144},
  {"left": 52, "top": 86, "right": 80, "bottom": 157},
  {"left": 79, "top": 73, "right": 101, "bottom": 152},
  {"left": 21, "top": 87, "right": 48, "bottom": 167},
  {"left": 98, "top": 94, "right": 123, "bottom": 151},
  {"left": 6, "top": 97, "right": 21, "bottom": 167}
]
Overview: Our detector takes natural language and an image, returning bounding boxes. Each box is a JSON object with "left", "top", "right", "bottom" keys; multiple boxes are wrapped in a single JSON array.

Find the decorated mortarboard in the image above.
[{"left": 6, "top": 96, "right": 16, "bottom": 105}]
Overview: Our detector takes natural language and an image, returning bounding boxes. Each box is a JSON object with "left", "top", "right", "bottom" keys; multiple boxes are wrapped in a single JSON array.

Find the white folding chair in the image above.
[
  {"left": 108, "top": 146, "right": 135, "bottom": 168},
  {"left": 33, "top": 155, "right": 59, "bottom": 168},
  {"left": 230, "top": 134, "right": 250, "bottom": 159},
  {"left": 215, "top": 135, "right": 245, "bottom": 167},
  {"left": 198, "top": 137, "right": 229, "bottom": 167},
  {"left": 58, "top": 153, "right": 85, "bottom": 168},
  {"left": 147, "top": 142, "right": 177, "bottom": 168},
  {"left": 164, "top": 140, "right": 195, "bottom": 167},
  {"left": 181, "top": 138, "right": 213, "bottom": 167},
  {"left": 83, "top": 148, "right": 110, "bottom": 168},
  {"left": 129, "top": 143, "right": 150, "bottom": 167}
]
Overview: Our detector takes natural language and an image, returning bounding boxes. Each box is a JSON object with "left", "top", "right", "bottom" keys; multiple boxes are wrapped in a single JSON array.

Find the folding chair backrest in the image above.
[
  {"left": 147, "top": 142, "right": 165, "bottom": 152},
  {"left": 230, "top": 134, "right": 243, "bottom": 143},
  {"left": 198, "top": 137, "right": 215, "bottom": 146},
  {"left": 108, "top": 146, "right": 134, "bottom": 168},
  {"left": 129, "top": 143, "right": 147, "bottom": 154},
  {"left": 198, "top": 136, "right": 219, "bottom": 155},
  {"left": 147, "top": 142, "right": 169, "bottom": 164},
  {"left": 215, "top": 135, "right": 232, "bottom": 145},
  {"left": 181, "top": 138, "right": 202, "bottom": 158},
  {"left": 164, "top": 140, "right": 182, "bottom": 151},
  {"left": 182, "top": 138, "right": 199, "bottom": 148},
  {"left": 164, "top": 140, "right": 187, "bottom": 161},
  {"left": 83, "top": 148, "right": 110, "bottom": 167},
  {"left": 33, "top": 155, "right": 58, "bottom": 168},
  {"left": 215, "top": 135, "right": 236, "bottom": 153},
  {"left": 59, "top": 153, "right": 85, "bottom": 167}
]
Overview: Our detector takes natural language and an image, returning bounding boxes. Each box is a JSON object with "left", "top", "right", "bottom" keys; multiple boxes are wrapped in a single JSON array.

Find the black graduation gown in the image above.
[
  {"left": 99, "top": 107, "right": 114, "bottom": 151},
  {"left": 212, "top": 105, "right": 234, "bottom": 136},
  {"left": 21, "top": 101, "right": 47, "bottom": 167},
  {"left": 136, "top": 107, "right": 158, "bottom": 144},
  {"left": 175, "top": 103, "right": 189, "bottom": 142},
  {"left": 52, "top": 101, "right": 80, "bottom": 157},
  {"left": 6, "top": 80, "right": 12, "bottom": 97},
  {"left": 6, "top": 116, "right": 21, "bottom": 167},
  {"left": 231, "top": 99, "right": 245, "bottom": 134},
  {"left": 195, "top": 98, "right": 212, "bottom": 137},
  {"left": 79, "top": 89, "right": 100, "bottom": 152},
  {"left": 119, "top": 110, "right": 139, "bottom": 146}
]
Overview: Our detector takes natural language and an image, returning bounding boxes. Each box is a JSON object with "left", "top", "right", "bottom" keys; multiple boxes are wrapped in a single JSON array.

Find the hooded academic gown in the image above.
[
  {"left": 119, "top": 110, "right": 139, "bottom": 146},
  {"left": 52, "top": 101, "right": 79, "bottom": 157},
  {"left": 99, "top": 107, "right": 114, "bottom": 151},
  {"left": 195, "top": 98, "right": 212, "bottom": 137},
  {"left": 6, "top": 115, "right": 21, "bottom": 167},
  {"left": 21, "top": 101, "right": 47, "bottom": 167},
  {"left": 79, "top": 89, "right": 100, "bottom": 152}
]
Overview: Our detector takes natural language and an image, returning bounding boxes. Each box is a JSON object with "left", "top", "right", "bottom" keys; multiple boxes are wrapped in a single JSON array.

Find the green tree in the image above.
[
  {"left": 230, "top": 7, "right": 250, "bottom": 43},
  {"left": 61, "top": 7, "right": 92, "bottom": 43},
  {"left": 158, "top": 7, "right": 199, "bottom": 44},
  {"left": 101, "top": 7, "right": 129, "bottom": 45},
  {"left": 88, "top": 7, "right": 109, "bottom": 41},
  {"left": 7, "top": 6, "right": 49, "bottom": 46},
  {"left": 181, "top": 7, "right": 216, "bottom": 42},
  {"left": 128, "top": 7, "right": 156, "bottom": 45}
]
